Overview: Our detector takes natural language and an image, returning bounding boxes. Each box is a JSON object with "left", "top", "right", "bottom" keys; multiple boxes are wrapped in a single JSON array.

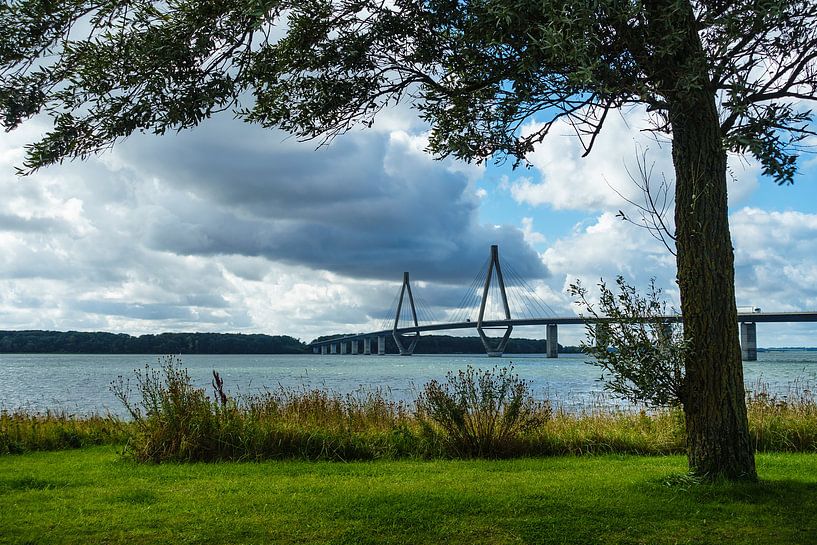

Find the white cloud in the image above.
[
  {"left": 520, "top": 217, "right": 546, "bottom": 245},
  {"left": 731, "top": 208, "right": 817, "bottom": 310},
  {"left": 542, "top": 212, "right": 678, "bottom": 318},
  {"left": 533, "top": 205, "right": 817, "bottom": 346},
  {"left": 506, "top": 107, "right": 761, "bottom": 217},
  {"left": 510, "top": 111, "right": 674, "bottom": 211},
  {"left": 0, "top": 99, "right": 811, "bottom": 348}
]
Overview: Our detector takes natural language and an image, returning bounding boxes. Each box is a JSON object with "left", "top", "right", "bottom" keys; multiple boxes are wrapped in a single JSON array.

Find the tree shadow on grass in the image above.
[{"left": 322, "top": 472, "right": 817, "bottom": 545}]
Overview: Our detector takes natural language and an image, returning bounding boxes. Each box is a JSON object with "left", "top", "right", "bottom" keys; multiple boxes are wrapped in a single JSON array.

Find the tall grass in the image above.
[
  {"left": 0, "top": 410, "right": 128, "bottom": 454},
  {"left": 534, "top": 406, "right": 687, "bottom": 456},
  {"left": 3, "top": 357, "right": 817, "bottom": 461},
  {"left": 110, "top": 356, "right": 430, "bottom": 462},
  {"left": 747, "top": 379, "right": 817, "bottom": 452}
]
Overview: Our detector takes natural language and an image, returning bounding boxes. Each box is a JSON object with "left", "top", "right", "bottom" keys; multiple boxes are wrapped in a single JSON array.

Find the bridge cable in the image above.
[
  {"left": 449, "top": 255, "right": 491, "bottom": 324},
  {"left": 379, "top": 288, "right": 402, "bottom": 332},
  {"left": 506, "top": 267, "right": 553, "bottom": 319},
  {"left": 503, "top": 262, "right": 557, "bottom": 318},
  {"left": 415, "top": 295, "right": 437, "bottom": 325}
]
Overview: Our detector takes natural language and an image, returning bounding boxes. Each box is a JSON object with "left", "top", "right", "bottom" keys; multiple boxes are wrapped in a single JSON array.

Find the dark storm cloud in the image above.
[{"left": 115, "top": 116, "right": 548, "bottom": 283}]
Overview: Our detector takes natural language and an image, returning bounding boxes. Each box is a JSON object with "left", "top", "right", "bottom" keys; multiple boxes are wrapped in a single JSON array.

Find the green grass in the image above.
[{"left": 2, "top": 447, "right": 817, "bottom": 544}]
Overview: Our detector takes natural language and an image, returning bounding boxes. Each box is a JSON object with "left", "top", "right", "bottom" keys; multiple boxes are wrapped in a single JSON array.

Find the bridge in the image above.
[{"left": 307, "top": 245, "right": 817, "bottom": 361}]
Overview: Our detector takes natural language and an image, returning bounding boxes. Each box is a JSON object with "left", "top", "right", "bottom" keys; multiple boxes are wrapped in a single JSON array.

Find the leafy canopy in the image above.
[{"left": 1, "top": 0, "right": 815, "bottom": 181}]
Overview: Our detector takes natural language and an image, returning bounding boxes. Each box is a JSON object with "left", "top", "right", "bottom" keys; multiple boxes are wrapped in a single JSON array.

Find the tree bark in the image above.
[
  {"left": 645, "top": 0, "right": 757, "bottom": 480},
  {"left": 671, "top": 91, "right": 756, "bottom": 480}
]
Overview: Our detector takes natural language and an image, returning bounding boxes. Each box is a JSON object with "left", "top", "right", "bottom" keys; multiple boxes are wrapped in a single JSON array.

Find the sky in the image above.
[{"left": 2, "top": 102, "right": 817, "bottom": 347}]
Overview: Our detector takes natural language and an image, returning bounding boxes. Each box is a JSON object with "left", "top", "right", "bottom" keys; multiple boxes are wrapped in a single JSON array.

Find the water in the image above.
[{"left": 1, "top": 351, "right": 816, "bottom": 416}]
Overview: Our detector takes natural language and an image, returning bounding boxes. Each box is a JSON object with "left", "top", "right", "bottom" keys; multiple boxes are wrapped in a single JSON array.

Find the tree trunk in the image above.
[
  {"left": 644, "top": 0, "right": 757, "bottom": 480},
  {"left": 671, "top": 91, "right": 756, "bottom": 480}
]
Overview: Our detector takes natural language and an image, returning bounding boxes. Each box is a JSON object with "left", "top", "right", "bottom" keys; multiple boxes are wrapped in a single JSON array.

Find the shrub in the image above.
[
  {"left": 100, "top": 358, "right": 816, "bottom": 463},
  {"left": 569, "top": 276, "right": 686, "bottom": 407},
  {"left": 416, "top": 366, "right": 550, "bottom": 458},
  {"left": 110, "top": 356, "right": 228, "bottom": 461}
]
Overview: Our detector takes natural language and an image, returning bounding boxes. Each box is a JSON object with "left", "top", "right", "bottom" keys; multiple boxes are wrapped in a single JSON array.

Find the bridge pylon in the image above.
[
  {"left": 393, "top": 271, "right": 420, "bottom": 356},
  {"left": 478, "top": 244, "right": 513, "bottom": 357}
]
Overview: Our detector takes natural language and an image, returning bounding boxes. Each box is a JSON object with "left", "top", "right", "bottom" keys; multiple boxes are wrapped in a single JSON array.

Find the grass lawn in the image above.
[{"left": 1, "top": 448, "right": 816, "bottom": 545}]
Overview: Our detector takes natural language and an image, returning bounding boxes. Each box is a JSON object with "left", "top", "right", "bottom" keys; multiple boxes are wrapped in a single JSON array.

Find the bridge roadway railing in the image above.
[{"left": 308, "top": 312, "right": 817, "bottom": 361}]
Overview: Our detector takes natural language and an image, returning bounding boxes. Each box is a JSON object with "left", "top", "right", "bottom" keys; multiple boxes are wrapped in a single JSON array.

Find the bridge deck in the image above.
[{"left": 308, "top": 312, "right": 817, "bottom": 346}]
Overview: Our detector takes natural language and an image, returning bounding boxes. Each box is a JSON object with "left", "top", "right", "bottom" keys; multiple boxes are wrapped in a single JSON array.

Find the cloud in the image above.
[
  {"left": 731, "top": 208, "right": 817, "bottom": 311},
  {"left": 2, "top": 99, "right": 809, "bottom": 347},
  {"left": 506, "top": 107, "right": 761, "bottom": 219},
  {"left": 533, "top": 205, "right": 817, "bottom": 346},
  {"left": 108, "top": 116, "right": 545, "bottom": 283},
  {"left": 540, "top": 212, "right": 678, "bottom": 320},
  {"left": 0, "top": 112, "right": 547, "bottom": 339},
  {"left": 520, "top": 217, "right": 546, "bottom": 245},
  {"left": 509, "top": 112, "right": 674, "bottom": 211}
]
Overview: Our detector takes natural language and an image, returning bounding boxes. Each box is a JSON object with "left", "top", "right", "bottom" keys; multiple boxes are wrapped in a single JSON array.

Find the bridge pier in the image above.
[
  {"left": 595, "top": 323, "right": 608, "bottom": 350},
  {"left": 546, "top": 324, "right": 558, "bottom": 358},
  {"left": 321, "top": 345, "right": 327, "bottom": 355},
  {"left": 661, "top": 322, "right": 674, "bottom": 343},
  {"left": 351, "top": 340, "right": 359, "bottom": 355},
  {"left": 740, "top": 322, "right": 757, "bottom": 361},
  {"left": 313, "top": 346, "right": 319, "bottom": 354},
  {"left": 340, "top": 341, "right": 348, "bottom": 355},
  {"left": 363, "top": 337, "right": 372, "bottom": 355},
  {"left": 330, "top": 343, "right": 338, "bottom": 355},
  {"left": 377, "top": 335, "right": 386, "bottom": 355}
]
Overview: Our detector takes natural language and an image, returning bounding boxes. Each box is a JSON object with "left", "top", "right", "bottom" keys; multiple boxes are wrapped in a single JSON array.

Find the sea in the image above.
[{"left": 1, "top": 351, "right": 816, "bottom": 417}]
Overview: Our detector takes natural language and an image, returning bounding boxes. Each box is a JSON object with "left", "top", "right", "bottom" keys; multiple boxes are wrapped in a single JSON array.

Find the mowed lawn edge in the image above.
[{"left": 1, "top": 447, "right": 816, "bottom": 545}]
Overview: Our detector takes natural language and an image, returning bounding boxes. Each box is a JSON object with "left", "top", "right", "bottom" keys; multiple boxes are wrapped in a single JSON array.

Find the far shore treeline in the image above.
[
  {"left": 0, "top": 330, "right": 582, "bottom": 355},
  {"left": 0, "top": 331, "right": 307, "bottom": 354}
]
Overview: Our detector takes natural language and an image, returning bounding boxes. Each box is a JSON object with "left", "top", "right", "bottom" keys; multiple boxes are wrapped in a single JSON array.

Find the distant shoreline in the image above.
[
  {"left": 0, "top": 329, "right": 584, "bottom": 355},
  {"left": 0, "top": 329, "right": 814, "bottom": 355},
  {"left": 0, "top": 330, "right": 307, "bottom": 355},
  {"left": 758, "top": 347, "right": 817, "bottom": 352}
]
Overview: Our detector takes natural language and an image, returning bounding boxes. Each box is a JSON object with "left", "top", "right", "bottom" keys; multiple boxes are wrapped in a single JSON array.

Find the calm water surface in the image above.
[{"left": 1, "top": 351, "right": 816, "bottom": 416}]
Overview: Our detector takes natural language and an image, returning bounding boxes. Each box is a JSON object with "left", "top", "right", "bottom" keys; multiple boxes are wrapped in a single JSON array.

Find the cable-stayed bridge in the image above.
[{"left": 307, "top": 245, "right": 817, "bottom": 361}]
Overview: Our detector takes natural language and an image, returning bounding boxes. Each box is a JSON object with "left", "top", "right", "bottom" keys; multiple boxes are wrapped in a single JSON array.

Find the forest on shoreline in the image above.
[{"left": 0, "top": 330, "right": 307, "bottom": 354}]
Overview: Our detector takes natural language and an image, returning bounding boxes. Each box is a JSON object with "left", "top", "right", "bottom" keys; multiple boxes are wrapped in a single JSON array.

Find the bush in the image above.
[
  {"left": 416, "top": 366, "right": 550, "bottom": 458},
  {"left": 111, "top": 356, "right": 233, "bottom": 461},
  {"left": 569, "top": 276, "right": 686, "bottom": 407}
]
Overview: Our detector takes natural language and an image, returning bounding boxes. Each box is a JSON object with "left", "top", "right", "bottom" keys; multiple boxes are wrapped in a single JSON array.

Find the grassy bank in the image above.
[
  {"left": 1, "top": 447, "right": 816, "bottom": 544},
  {"left": 3, "top": 359, "right": 816, "bottom": 460}
]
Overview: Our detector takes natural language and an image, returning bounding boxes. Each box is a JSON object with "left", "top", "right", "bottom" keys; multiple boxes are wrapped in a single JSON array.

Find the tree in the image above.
[{"left": 2, "top": 0, "right": 816, "bottom": 479}]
